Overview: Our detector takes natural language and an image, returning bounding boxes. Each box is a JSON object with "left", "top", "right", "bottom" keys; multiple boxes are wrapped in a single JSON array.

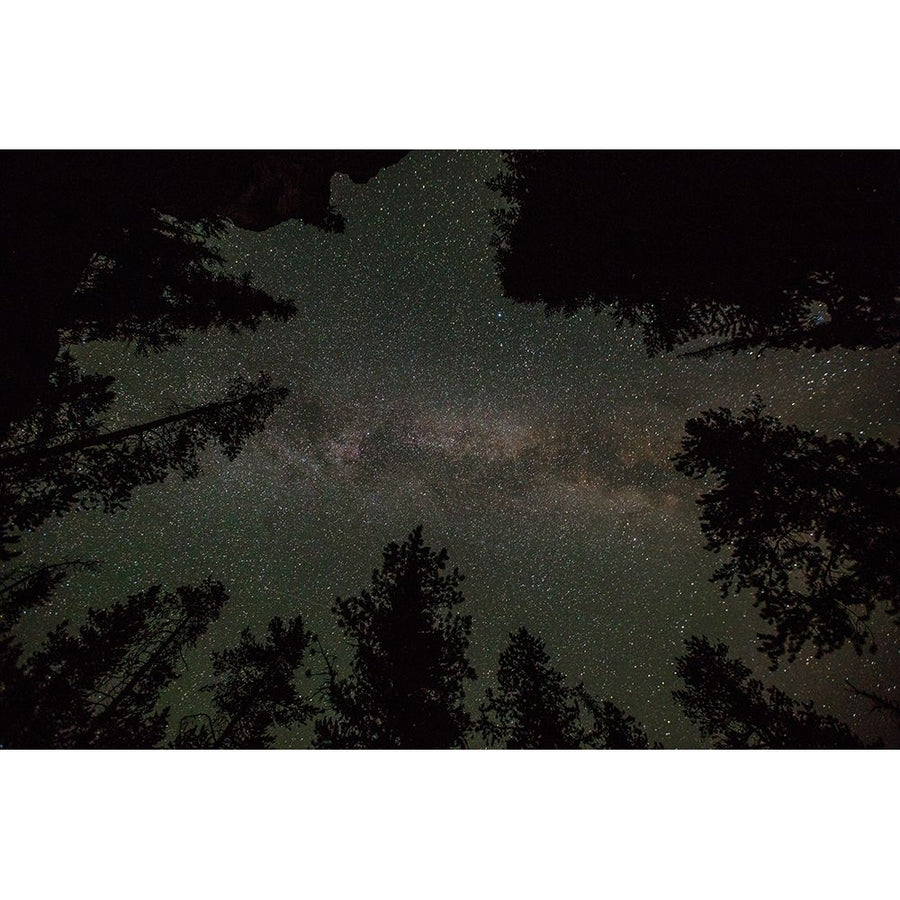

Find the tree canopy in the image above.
[
  {"left": 490, "top": 151, "right": 900, "bottom": 355},
  {"left": 0, "top": 568, "right": 315, "bottom": 749},
  {"left": 672, "top": 399, "right": 900, "bottom": 666},
  {"left": 1, "top": 151, "right": 406, "bottom": 435},
  {"left": 69, "top": 211, "right": 296, "bottom": 353},
  {"left": 673, "top": 636, "right": 872, "bottom": 748},
  {"left": 174, "top": 615, "right": 315, "bottom": 749},
  {"left": 0, "top": 579, "right": 228, "bottom": 748},
  {"left": 0, "top": 359, "right": 287, "bottom": 561}
]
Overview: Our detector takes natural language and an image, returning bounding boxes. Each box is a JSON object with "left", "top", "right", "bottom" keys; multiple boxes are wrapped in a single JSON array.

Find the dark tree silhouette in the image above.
[
  {"left": 578, "top": 692, "right": 656, "bottom": 750},
  {"left": 0, "top": 562, "right": 315, "bottom": 749},
  {"left": 313, "top": 526, "right": 476, "bottom": 748},
  {"left": 0, "top": 357, "right": 287, "bottom": 560},
  {"left": 174, "top": 615, "right": 315, "bottom": 749},
  {"left": 0, "top": 559, "right": 97, "bottom": 747},
  {"left": 0, "top": 559, "right": 96, "bottom": 625},
  {"left": 0, "top": 151, "right": 407, "bottom": 749},
  {"left": 479, "top": 627, "right": 653, "bottom": 749},
  {"left": 0, "top": 180, "right": 296, "bottom": 559},
  {"left": 490, "top": 151, "right": 900, "bottom": 355},
  {"left": 0, "top": 212, "right": 294, "bottom": 440},
  {"left": 846, "top": 680, "right": 900, "bottom": 728},
  {"left": 0, "top": 195, "right": 296, "bottom": 564},
  {"left": 672, "top": 399, "right": 900, "bottom": 666},
  {"left": 0, "top": 153, "right": 413, "bottom": 560},
  {"left": 673, "top": 636, "right": 874, "bottom": 748},
  {"left": 0, "top": 579, "right": 227, "bottom": 748},
  {"left": 479, "top": 627, "right": 580, "bottom": 748},
  {"left": 0, "top": 151, "right": 406, "bottom": 430},
  {"left": 69, "top": 211, "right": 295, "bottom": 353}
]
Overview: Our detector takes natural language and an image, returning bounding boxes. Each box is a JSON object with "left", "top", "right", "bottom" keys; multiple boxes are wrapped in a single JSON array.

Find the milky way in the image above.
[{"left": 21, "top": 151, "right": 900, "bottom": 746}]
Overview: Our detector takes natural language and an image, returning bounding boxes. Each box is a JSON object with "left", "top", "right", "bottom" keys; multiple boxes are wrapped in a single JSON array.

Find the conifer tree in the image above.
[
  {"left": 1, "top": 580, "right": 227, "bottom": 748},
  {"left": 0, "top": 358, "right": 287, "bottom": 560},
  {"left": 479, "top": 627, "right": 653, "bottom": 749},
  {"left": 314, "top": 526, "right": 475, "bottom": 748},
  {"left": 175, "top": 615, "right": 315, "bottom": 749},
  {"left": 673, "top": 636, "right": 872, "bottom": 748}
]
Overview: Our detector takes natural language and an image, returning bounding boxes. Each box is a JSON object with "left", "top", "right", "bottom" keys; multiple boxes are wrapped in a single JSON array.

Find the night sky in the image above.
[{"left": 20, "top": 150, "right": 900, "bottom": 747}]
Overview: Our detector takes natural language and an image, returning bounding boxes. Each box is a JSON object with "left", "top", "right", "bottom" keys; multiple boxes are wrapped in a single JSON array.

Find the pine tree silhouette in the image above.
[
  {"left": 673, "top": 636, "right": 875, "bottom": 748},
  {"left": 174, "top": 615, "right": 315, "bottom": 749},
  {"left": 0, "top": 358, "right": 288, "bottom": 560},
  {"left": 1, "top": 580, "right": 227, "bottom": 748},
  {"left": 0, "top": 150, "right": 406, "bottom": 430},
  {"left": 70, "top": 211, "right": 295, "bottom": 353},
  {"left": 314, "top": 526, "right": 476, "bottom": 748},
  {"left": 479, "top": 627, "right": 583, "bottom": 748},
  {"left": 479, "top": 627, "right": 654, "bottom": 749}
]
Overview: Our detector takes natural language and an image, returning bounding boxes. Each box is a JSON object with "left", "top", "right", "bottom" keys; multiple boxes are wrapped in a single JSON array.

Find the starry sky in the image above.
[{"left": 20, "top": 150, "right": 900, "bottom": 747}]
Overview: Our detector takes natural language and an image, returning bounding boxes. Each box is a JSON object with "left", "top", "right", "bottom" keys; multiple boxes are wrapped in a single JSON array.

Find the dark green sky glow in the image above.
[{"left": 20, "top": 150, "right": 900, "bottom": 746}]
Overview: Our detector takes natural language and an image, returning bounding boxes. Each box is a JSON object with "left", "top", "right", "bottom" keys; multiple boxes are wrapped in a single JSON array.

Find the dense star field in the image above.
[{"left": 12, "top": 150, "right": 900, "bottom": 747}]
